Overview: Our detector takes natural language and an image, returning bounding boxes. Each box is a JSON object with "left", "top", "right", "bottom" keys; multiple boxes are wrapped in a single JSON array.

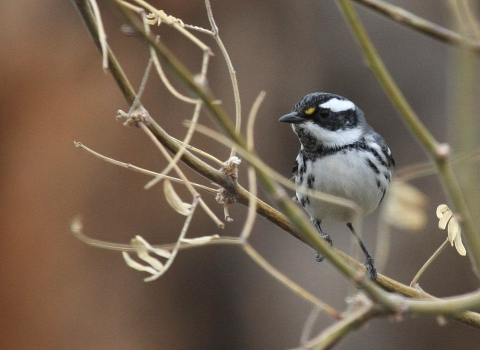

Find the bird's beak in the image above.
[{"left": 278, "top": 112, "right": 305, "bottom": 124}]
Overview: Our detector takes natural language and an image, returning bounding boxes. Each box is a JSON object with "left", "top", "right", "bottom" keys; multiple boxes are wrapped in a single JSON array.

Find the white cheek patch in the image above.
[
  {"left": 308, "top": 123, "right": 363, "bottom": 147},
  {"left": 320, "top": 98, "right": 355, "bottom": 112}
]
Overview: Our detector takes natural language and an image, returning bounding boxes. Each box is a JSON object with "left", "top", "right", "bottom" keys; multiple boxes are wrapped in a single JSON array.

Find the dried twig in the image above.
[{"left": 354, "top": 0, "right": 480, "bottom": 52}]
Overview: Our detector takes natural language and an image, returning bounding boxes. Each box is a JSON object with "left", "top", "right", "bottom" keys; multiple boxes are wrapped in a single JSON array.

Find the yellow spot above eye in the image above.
[{"left": 304, "top": 107, "right": 316, "bottom": 115}]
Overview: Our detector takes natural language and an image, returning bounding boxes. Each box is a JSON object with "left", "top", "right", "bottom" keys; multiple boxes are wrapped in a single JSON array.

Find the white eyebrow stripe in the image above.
[{"left": 320, "top": 98, "right": 355, "bottom": 112}]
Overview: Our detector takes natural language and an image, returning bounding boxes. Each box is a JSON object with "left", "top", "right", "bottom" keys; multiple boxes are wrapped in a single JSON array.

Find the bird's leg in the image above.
[
  {"left": 346, "top": 223, "right": 377, "bottom": 280},
  {"left": 313, "top": 220, "right": 333, "bottom": 244},
  {"left": 313, "top": 219, "right": 332, "bottom": 262}
]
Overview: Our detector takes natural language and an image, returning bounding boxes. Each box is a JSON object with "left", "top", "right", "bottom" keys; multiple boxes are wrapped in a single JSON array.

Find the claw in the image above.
[
  {"left": 315, "top": 252, "right": 325, "bottom": 262},
  {"left": 315, "top": 234, "right": 333, "bottom": 262},
  {"left": 364, "top": 256, "right": 377, "bottom": 281},
  {"left": 321, "top": 233, "right": 333, "bottom": 246}
]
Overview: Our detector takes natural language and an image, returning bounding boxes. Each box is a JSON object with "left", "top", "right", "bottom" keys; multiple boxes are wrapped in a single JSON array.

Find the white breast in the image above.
[{"left": 296, "top": 149, "right": 389, "bottom": 223}]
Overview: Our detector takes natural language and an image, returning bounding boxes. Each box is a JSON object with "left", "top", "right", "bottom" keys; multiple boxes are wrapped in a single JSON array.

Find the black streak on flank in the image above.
[
  {"left": 300, "top": 197, "right": 306, "bottom": 207},
  {"left": 299, "top": 196, "right": 310, "bottom": 208},
  {"left": 298, "top": 164, "right": 305, "bottom": 174},
  {"left": 368, "top": 148, "right": 388, "bottom": 168},
  {"left": 307, "top": 174, "right": 315, "bottom": 189},
  {"left": 367, "top": 159, "right": 380, "bottom": 174},
  {"left": 379, "top": 188, "right": 387, "bottom": 205},
  {"left": 297, "top": 161, "right": 306, "bottom": 184}
]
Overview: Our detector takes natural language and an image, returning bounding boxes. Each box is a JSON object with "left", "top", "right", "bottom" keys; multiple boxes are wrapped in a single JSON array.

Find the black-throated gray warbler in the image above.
[{"left": 279, "top": 92, "right": 395, "bottom": 280}]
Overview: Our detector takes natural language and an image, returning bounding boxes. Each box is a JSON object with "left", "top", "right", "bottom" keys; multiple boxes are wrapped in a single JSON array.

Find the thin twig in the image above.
[
  {"left": 243, "top": 243, "right": 342, "bottom": 320},
  {"left": 240, "top": 91, "right": 265, "bottom": 239},
  {"left": 204, "top": 0, "right": 242, "bottom": 158},
  {"left": 298, "top": 306, "right": 322, "bottom": 348},
  {"left": 307, "top": 303, "right": 378, "bottom": 350},
  {"left": 395, "top": 151, "right": 480, "bottom": 181},
  {"left": 71, "top": 218, "right": 242, "bottom": 251},
  {"left": 410, "top": 239, "right": 449, "bottom": 287},
  {"left": 338, "top": 0, "right": 439, "bottom": 154},
  {"left": 174, "top": 140, "right": 224, "bottom": 166},
  {"left": 74, "top": 141, "right": 217, "bottom": 194},
  {"left": 128, "top": 55, "right": 152, "bottom": 114},
  {"left": 130, "top": 0, "right": 213, "bottom": 54},
  {"left": 72, "top": 0, "right": 137, "bottom": 103},
  {"left": 146, "top": 102, "right": 203, "bottom": 190},
  {"left": 87, "top": 0, "right": 108, "bottom": 69},
  {"left": 462, "top": 0, "right": 480, "bottom": 39},
  {"left": 354, "top": 0, "right": 480, "bottom": 53},
  {"left": 139, "top": 122, "right": 224, "bottom": 228},
  {"left": 149, "top": 38, "right": 199, "bottom": 103},
  {"left": 144, "top": 196, "right": 199, "bottom": 281},
  {"left": 446, "top": 0, "right": 480, "bottom": 276}
]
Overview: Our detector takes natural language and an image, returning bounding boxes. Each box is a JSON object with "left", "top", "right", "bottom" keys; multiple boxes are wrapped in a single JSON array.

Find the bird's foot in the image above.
[
  {"left": 321, "top": 233, "right": 333, "bottom": 246},
  {"left": 315, "top": 234, "right": 333, "bottom": 262},
  {"left": 364, "top": 256, "right": 377, "bottom": 281},
  {"left": 315, "top": 252, "right": 324, "bottom": 262}
]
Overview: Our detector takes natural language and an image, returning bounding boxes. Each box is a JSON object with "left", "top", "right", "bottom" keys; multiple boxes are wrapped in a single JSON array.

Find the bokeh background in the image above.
[{"left": 1, "top": 0, "right": 479, "bottom": 349}]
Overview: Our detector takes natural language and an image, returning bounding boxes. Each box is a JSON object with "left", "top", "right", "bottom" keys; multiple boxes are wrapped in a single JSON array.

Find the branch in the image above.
[
  {"left": 72, "top": 0, "right": 137, "bottom": 103},
  {"left": 309, "top": 303, "right": 379, "bottom": 349},
  {"left": 354, "top": 0, "right": 480, "bottom": 53}
]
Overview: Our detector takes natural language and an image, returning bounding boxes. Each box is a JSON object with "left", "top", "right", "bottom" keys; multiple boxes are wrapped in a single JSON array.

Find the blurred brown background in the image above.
[{"left": 1, "top": 0, "right": 479, "bottom": 349}]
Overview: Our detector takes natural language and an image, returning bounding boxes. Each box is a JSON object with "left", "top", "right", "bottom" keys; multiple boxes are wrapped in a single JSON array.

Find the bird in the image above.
[{"left": 279, "top": 92, "right": 394, "bottom": 280}]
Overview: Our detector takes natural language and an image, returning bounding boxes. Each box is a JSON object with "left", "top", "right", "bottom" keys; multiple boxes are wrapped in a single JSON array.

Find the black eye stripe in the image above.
[{"left": 319, "top": 108, "right": 330, "bottom": 118}]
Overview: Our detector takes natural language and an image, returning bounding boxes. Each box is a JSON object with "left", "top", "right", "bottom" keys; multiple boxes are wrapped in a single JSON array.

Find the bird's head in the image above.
[{"left": 279, "top": 92, "right": 368, "bottom": 148}]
